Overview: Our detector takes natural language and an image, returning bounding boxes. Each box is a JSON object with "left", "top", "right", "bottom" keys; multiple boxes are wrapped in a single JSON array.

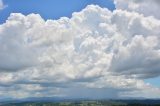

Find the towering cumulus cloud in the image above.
[{"left": 0, "top": 0, "right": 160, "bottom": 99}]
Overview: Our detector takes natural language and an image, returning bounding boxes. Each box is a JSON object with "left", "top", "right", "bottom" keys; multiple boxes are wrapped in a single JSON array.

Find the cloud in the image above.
[
  {"left": 0, "top": 1, "right": 160, "bottom": 99},
  {"left": 109, "top": 10, "right": 160, "bottom": 78},
  {"left": 114, "top": 0, "right": 160, "bottom": 19},
  {"left": 0, "top": 0, "right": 6, "bottom": 10}
]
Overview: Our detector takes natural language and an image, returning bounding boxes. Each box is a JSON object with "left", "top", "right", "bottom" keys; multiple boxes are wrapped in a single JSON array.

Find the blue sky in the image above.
[
  {"left": 0, "top": 0, "right": 115, "bottom": 24},
  {"left": 145, "top": 77, "right": 160, "bottom": 87}
]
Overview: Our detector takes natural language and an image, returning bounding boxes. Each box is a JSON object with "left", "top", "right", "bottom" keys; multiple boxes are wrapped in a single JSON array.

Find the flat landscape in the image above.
[{"left": 1, "top": 100, "right": 160, "bottom": 106}]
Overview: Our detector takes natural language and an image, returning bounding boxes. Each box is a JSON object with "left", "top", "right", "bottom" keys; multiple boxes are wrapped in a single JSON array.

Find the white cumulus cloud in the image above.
[
  {"left": 0, "top": 1, "right": 160, "bottom": 99},
  {"left": 114, "top": 0, "right": 160, "bottom": 19}
]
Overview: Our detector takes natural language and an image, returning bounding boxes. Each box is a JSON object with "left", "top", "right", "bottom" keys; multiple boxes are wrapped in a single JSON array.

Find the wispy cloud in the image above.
[{"left": 0, "top": 0, "right": 7, "bottom": 10}]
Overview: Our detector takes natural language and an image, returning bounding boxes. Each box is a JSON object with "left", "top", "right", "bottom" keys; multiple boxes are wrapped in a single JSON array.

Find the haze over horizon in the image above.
[{"left": 0, "top": 0, "right": 160, "bottom": 100}]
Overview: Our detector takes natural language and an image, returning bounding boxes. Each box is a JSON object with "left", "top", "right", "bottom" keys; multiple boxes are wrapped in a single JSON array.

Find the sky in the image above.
[
  {"left": 0, "top": 0, "right": 160, "bottom": 100},
  {"left": 0, "top": 0, "right": 115, "bottom": 24}
]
